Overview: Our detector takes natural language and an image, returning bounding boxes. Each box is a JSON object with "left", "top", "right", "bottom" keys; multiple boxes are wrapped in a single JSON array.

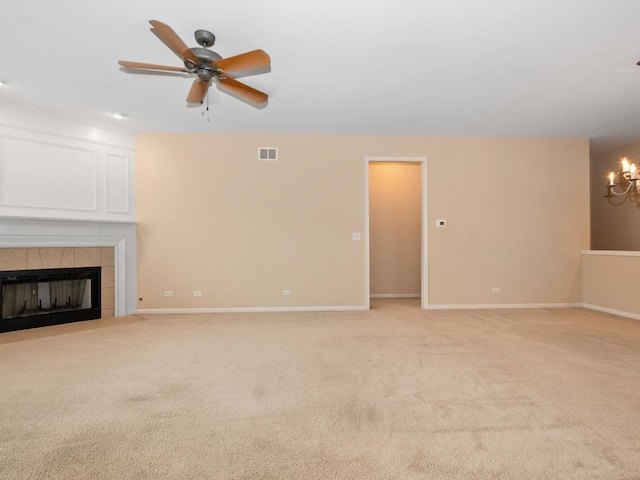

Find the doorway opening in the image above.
[{"left": 365, "top": 157, "right": 428, "bottom": 309}]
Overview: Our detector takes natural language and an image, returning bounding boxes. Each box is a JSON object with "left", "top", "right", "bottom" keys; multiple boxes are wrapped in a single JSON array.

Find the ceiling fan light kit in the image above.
[{"left": 118, "top": 20, "right": 270, "bottom": 107}]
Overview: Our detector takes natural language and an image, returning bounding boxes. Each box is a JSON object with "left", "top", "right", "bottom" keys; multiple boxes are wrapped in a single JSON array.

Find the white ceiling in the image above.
[{"left": 1, "top": 0, "right": 639, "bottom": 153}]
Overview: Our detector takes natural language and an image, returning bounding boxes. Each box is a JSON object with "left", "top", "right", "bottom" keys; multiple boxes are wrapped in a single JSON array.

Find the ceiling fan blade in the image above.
[
  {"left": 217, "top": 77, "right": 268, "bottom": 104},
  {"left": 118, "top": 60, "right": 188, "bottom": 72},
  {"left": 187, "top": 79, "right": 210, "bottom": 103},
  {"left": 216, "top": 50, "right": 271, "bottom": 73},
  {"left": 149, "top": 19, "right": 201, "bottom": 66}
]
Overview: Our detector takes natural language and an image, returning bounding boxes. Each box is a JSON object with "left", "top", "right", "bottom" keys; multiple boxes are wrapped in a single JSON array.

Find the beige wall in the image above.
[
  {"left": 136, "top": 134, "right": 589, "bottom": 309},
  {"left": 583, "top": 253, "right": 640, "bottom": 317},
  {"left": 369, "top": 162, "right": 421, "bottom": 296},
  {"left": 591, "top": 140, "right": 640, "bottom": 250}
]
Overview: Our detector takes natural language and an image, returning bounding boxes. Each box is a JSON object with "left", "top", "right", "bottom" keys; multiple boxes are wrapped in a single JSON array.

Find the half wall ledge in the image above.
[{"left": 582, "top": 250, "right": 640, "bottom": 321}]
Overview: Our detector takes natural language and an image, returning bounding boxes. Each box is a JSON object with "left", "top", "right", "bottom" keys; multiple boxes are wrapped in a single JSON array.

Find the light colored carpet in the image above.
[{"left": 1, "top": 299, "right": 639, "bottom": 479}]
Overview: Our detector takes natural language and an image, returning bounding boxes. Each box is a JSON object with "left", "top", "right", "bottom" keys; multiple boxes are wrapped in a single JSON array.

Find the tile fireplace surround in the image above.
[
  {"left": 0, "top": 247, "right": 115, "bottom": 318},
  {"left": 0, "top": 217, "right": 137, "bottom": 319}
]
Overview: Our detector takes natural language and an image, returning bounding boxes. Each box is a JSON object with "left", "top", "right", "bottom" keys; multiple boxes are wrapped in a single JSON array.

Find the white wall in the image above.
[{"left": 0, "top": 101, "right": 136, "bottom": 222}]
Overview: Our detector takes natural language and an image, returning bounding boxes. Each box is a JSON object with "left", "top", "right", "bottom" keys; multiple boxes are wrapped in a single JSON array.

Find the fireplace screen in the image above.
[{"left": 0, "top": 267, "right": 101, "bottom": 332}]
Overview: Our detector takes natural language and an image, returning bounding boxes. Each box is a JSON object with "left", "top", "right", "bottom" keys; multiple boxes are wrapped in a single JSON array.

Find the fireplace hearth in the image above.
[{"left": 0, "top": 267, "right": 101, "bottom": 332}]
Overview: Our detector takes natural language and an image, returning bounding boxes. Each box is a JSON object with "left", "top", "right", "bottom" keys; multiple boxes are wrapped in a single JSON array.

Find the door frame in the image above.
[{"left": 365, "top": 156, "right": 428, "bottom": 309}]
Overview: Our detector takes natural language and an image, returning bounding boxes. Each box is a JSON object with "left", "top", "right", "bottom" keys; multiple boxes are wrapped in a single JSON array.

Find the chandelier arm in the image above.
[
  {"left": 606, "top": 158, "right": 640, "bottom": 196},
  {"left": 608, "top": 183, "right": 633, "bottom": 196}
]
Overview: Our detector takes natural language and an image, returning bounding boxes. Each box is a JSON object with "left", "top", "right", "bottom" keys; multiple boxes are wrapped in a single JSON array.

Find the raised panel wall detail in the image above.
[
  {"left": 105, "top": 153, "right": 130, "bottom": 213},
  {"left": 0, "top": 137, "right": 97, "bottom": 211},
  {"left": 0, "top": 113, "right": 135, "bottom": 222}
]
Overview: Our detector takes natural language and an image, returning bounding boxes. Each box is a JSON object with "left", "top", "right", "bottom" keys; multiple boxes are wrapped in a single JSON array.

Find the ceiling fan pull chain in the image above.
[{"left": 206, "top": 90, "right": 210, "bottom": 122}]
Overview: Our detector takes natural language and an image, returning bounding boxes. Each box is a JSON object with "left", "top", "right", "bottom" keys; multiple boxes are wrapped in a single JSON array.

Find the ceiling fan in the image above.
[{"left": 118, "top": 20, "right": 271, "bottom": 106}]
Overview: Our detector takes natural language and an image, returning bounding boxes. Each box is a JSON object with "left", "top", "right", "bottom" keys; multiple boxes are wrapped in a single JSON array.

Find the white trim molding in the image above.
[
  {"left": 138, "top": 304, "right": 640, "bottom": 320},
  {"left": 429, "top": 302, "right": 640, "bottom": 322},
  {"left": 370, "top": 294, "right": 421, "bottom": 298},
  {"left": 582, "top": 250, "right": 640, "bottom": 257},
  {"left": 0, "top": 98, "right": 137, "bottom": 149},
  {"left": 137, "top": 306, "right": 368, "bottom": 314},
  {"left": 428, "top": 303, "right": 584, "bottom": 310},
  {"left": 583, "top": 304, "right": 640, "bottom": 322}
]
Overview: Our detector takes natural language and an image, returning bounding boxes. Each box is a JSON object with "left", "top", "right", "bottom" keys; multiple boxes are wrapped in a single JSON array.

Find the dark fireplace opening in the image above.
[{"left": 0, "top": 267, "right": 101, "bottom": 333}]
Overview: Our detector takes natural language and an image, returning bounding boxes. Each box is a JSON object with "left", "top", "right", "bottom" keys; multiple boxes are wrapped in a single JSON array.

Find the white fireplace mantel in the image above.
[{"left": 0, "top": 216, "right": 137, "bottom": 316}]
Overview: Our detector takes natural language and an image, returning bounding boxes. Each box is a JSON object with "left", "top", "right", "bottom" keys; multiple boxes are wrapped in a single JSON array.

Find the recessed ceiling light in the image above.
[{"left": 111, "top": 112, "right": 128, "bottom": 119}]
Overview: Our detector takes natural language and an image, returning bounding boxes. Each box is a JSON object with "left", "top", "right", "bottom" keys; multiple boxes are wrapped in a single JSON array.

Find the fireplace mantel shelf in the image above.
[{"left": 0, "top": 215, "right": 137, "bottom": 225}]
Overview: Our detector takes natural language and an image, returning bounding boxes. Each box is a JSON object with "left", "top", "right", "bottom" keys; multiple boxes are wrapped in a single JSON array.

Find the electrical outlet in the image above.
[
  {"left": 282, "top": 289, "right": 292, "bottom": 296},
  {"left": 164, "top": 291, "right": 173, "bottom": 297},
  {"left": 193, "top": 291, "right": 202, "bottom": 297},
  {"left": 492, "top": 287, "right": 501, "bottom": 294}
]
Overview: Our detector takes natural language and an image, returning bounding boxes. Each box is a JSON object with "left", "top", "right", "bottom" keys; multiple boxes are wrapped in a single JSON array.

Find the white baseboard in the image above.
[
  {"left": 136, "top": 305, "right": 368, "bottom": 315},
  {"left": 136, "top": 303, "right": 640, "bottom": 322},
  {"left": 582, "top": 304, "right": 640, "bottom": 321},
  {"left": 428, "top": 303, "right": 583, "bottom": 310},
  {"left": 370, "top": 294, "right": 421, "bottom": 299}
]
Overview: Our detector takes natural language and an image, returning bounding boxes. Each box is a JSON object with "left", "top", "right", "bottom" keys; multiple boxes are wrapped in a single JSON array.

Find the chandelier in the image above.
[{"left": 608, "top": 157, "right": 640, "bottom": 196}]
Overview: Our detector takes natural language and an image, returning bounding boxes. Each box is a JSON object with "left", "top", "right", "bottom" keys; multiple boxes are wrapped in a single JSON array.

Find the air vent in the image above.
[{"left": 258, "top": 147, "right": 278, "bottom": 161}]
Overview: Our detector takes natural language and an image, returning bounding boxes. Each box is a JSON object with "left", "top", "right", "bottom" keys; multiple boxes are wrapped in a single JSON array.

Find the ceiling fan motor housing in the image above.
[{"left": 187, "top": 46, "right": 224, "bottom": 81}]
